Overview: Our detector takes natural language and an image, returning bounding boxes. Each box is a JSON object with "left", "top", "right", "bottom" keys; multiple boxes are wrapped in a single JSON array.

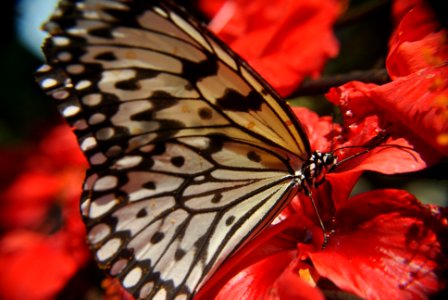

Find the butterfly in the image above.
[{"left": 35, "top": 0, "right": 337, "bottom": 299}]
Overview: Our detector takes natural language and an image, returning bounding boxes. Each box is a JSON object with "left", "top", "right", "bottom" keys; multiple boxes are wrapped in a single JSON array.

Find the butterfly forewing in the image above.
[{"left": 36, "top": 0, "right": 311, "bottom": 299}]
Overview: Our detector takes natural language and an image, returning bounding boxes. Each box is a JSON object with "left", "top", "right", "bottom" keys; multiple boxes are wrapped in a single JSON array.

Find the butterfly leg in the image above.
[{"left": 305, "top": 190, "right": 329, "bottom": 249}]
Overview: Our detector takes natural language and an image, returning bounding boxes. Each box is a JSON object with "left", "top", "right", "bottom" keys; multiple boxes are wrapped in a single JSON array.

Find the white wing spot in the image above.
[
  {"left": 153, "top": 288, "right": 167, "bottom": 300},
  {"left": 114, "top": 156, "right": 143, "bottom": 169},
  {"left": 52, "top": 9, "right": 63, "bottom": 17},
  {"left": 84, "top": 173, "right": 98, "bottom": 189},
  {"left": 112, "top": 30, "right": 125, "bottom": 38},
  {"left": 67, "top": 27, "right": 87, "bottom": 35},
  {"left": 106, "top": 145, "right": 123, "bottom": 157},
  {"left": 177, "top": 137, "right": 210, "bottom": 150},
  {"left": 194, "top": 175, "right": 205, "bottom": 182},
  {"left": 96, "top": 238, "right": 122, "bottom": 261},
  {"left": 96, "top": 127, "right": 115, "bottom": 140},
  {"left": 52, "top": 36, "right": 70, "bottom": 46},
  {"left": 89, "top": 194, "right": 118, "bottom": 218},
  {"left": 41, "top": 78, "right": 58, "bottom": 89},
  {"left": 66, "top": 64, "right": 85, "bottom": 74},
  {"left": 139, "top": 281, "right": 154, "bottom": 299},
  {"left": 75, "top": 80, "right": 91, "bottom": 90},
  {"left": 73, "top": 119, "right": 88, "bottom": 130},
  {"left": 80, "top": 197, "right": 90, "bottom": 217},
  {"left": 94, "top": 175, "right": 118, "bottom": 191},
  {"left": 37, "top": 64, "right": 51, "bottom": 72},
  {"left": 89, "top": 113, "right": 106, "bottom": 125},
  {"left": 75, "top": 2, "right": 85, "bottom": 9},
  {"left": 90, "top": 152, "right": 108, "bottom": 165},
  {"left": 88, "top": 223, "right": 111, "bottom": 243},
  {"left": 63, "top": 77, "right": 73, "bottom": 88},
  {"left": 123, "top": 267, "right": 143, "bottom": 288},
  {"left": 83, "top": 10, "right": 100, "bottom": 19},
  {"left": 62, "top": 105, "right": 81, "bottom": 117},
  {"left": 57, "top": 51, "right": 72, "bottom": 61},
  {"left": 51, "top": 90, "right": 70, "bottom": 100},
  {"left": 140, "top": 144, "right": 155, "bottom": 153},
  {"left": 153, "top": 6, "right": 168, "bottom": 17},
  {"left": 111, "top": 258, "right": 128, "bottom": 275},
  {"left": 82, "top": 93, "right": 102, "bottom": 106},
  {"left": 80, "top": 136, "right": 97, "bottom": 151}
]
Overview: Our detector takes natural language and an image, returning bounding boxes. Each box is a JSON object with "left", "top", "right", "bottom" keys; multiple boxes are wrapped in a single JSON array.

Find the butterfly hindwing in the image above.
[
  {"left": 36, "top": 0, "right": 311, "bottom": 299},
  {"left": 82, "top": 138, "right": 298, "bottom": 299}
]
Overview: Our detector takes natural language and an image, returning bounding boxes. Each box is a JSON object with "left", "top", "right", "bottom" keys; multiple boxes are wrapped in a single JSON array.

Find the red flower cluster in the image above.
[
  {"left": 328, "top": 0, "right": 448, "bottom": 158},
  {"left": 0, "top": 126, "right": 90, "bottom": 300},
  {"left": 195, "top": 1, "right": 448, "bottom": 299}
]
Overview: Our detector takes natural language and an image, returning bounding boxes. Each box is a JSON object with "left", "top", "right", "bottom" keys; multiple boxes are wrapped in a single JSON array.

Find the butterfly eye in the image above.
[{"left": 323, "top": 153, "right": 336, "bottom": 166}]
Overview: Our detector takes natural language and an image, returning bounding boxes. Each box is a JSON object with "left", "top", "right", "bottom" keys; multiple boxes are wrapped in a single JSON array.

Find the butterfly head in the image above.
[
  {"left": 311, "top": 151, "right": 337, "bottom": 183},
  {"left": 295, "top": 151, "right": 337, "bottom": 194},
  {"left": 320, "top": 151, "right": 337, "bottom": 170}
]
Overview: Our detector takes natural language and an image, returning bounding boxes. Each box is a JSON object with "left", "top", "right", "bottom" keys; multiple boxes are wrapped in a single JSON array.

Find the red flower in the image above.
[
  {"left": 102, "top": 278, "right": 135, "bottom": 300},
  {"left": 326, "top": 2, "right": 448, "bottom": 158},
  {"left": 388, "top": 2, "right": 448, "bottom": 78},
  {"left": 0, "top": 125, "right": 90, "bottom": 300},
  {"left": 325, "top": 80, "right": 440, "bottom": 173},
  {"left": 197, "top": 184, "right": 448, "bottom": 300},
  {"left": 307, "top": 189, "right": 448, "bottom": 300},
  {"left": 290, "top": 105, "right": 432, "bottom": 210},
  {"left": 195, "top": 93, "right": 448, "bottom": 299},
  {"left": 0, "top": 230, "right": 88, "bottom": 300},
  {"left": 199, "top": 0, "right": 343, "bottom": 96}
]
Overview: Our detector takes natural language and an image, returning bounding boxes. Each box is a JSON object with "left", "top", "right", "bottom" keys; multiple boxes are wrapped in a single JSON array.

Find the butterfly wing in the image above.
[{"left": 36, "top": 0, "right": 311, "bottom": 299}]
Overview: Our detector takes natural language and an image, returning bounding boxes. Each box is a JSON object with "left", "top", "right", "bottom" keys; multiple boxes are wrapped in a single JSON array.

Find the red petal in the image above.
[
  {"left": 197, "top": 215, "right": 316, "bottom": 299},
  {"left": 292, "top": 107, "right": 340, "bottom": 153},
  {"left": 268, "top": 263, "right": 325, "bottom": 300},
  {"left": 307, "top": 189, "right": 448, "bottom": 300},
  {"left": 326, "top": 81, "right": 438, "bottom": 173},
  {"left": 370, "top": 66, "right": 448, "bottom": 156},
  {"left": 211, "top": 252, "right": 295, "bottom": 300},
  {"left": 102, "top": 278, "right": 135, "bottom": 300},
  {"left": 37, "top": 125, "right": 87, "bottom": 170},
  {"left": 391, "top": 0, "right": 420, "bottom": 24},
  {"left": 0, "top": 172, "right": 60, "bottom": 230},
  {"left": 388, "top": 4, "right": 448, "bottom": 78},
  {"left": 202, "top": 0, "right": 341, "bottom": 96},
  {"left": 0, "top": 231, "right": 89, "bottom": 300},
  {"left": 0, "top": 124, "right": 87, "bottom": 231},
  {"left": 198, "top": 0, "right": 225, "bottom": 18},
  {"left": 325, "top": 172, "right": 362, "bottom": 210},
  {"left": 199, "top": 230, "right": 323, "bottom": 300}
]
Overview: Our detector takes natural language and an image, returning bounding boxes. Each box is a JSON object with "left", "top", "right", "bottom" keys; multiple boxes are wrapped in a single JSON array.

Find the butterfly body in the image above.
[
  {"left": 36, "top": 0, "right": 336, "bottom": 299},
  {"left": 296, "top": 151, "right": 337, "bottom": 195}
]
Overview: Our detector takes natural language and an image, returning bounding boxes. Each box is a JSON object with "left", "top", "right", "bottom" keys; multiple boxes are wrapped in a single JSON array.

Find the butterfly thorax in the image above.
[{"left": 294, "top": 151, "right": 337, "bottom": 195}]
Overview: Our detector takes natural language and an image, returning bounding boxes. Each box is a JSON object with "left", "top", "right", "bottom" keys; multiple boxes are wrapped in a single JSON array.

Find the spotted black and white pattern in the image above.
[{"left": 35, "top": 1, "right": 335, "bottom": 299}]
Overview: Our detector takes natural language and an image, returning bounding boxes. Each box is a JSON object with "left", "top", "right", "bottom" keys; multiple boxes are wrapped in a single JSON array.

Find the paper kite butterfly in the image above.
[{"left": 35, "top": 0, "right": 337, "bottom": 299}]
